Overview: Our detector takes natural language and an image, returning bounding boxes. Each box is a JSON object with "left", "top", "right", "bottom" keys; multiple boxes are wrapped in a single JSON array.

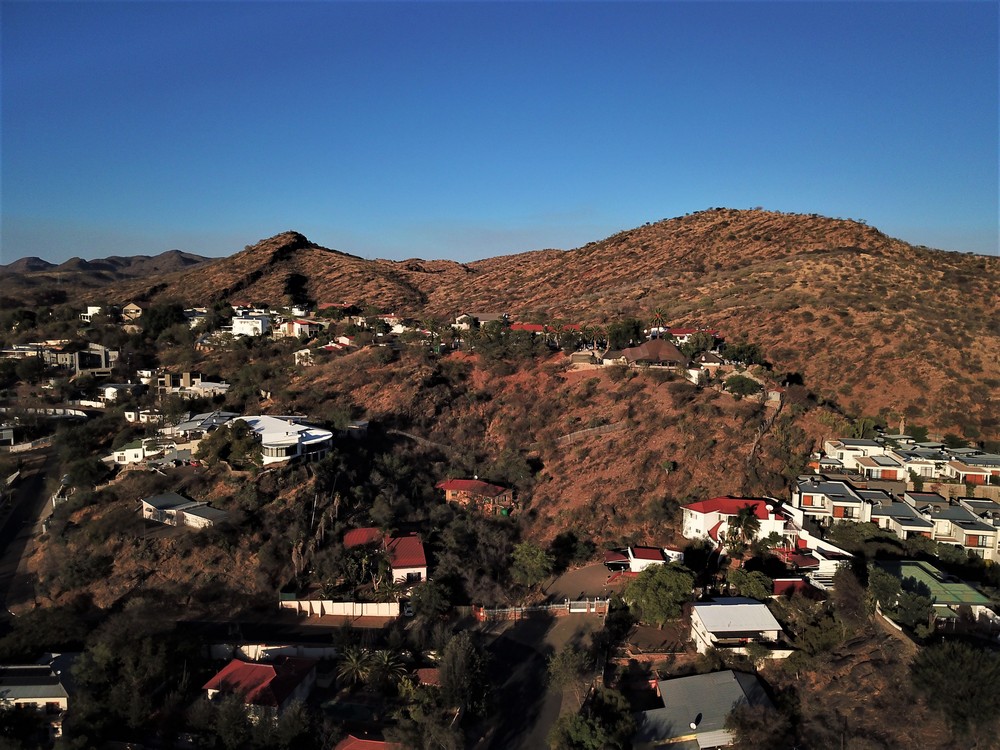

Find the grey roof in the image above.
[
  {"left": 838, "top": 439, "right": 883, "bottom": 448},
  {"left": 797, "top": 478, "right": 862, "bottom": 503},
  {"left": 692, "top": 600, "right": 781, "bottom": 633},
  {"left": 142, "top": 492, "right": 197, "bottom": 511},
  {"left": 0, "top": 665, "right": 68, "bottom": 702},
  {"left": 857, "top": 489, "right": 894, "bottom": 502},
  {"left": 183, "top": 505, "right": 229, "bottom": 523},
  {"left": 633, "top": 670, "right": 772, "bottom": 745},
  {"left": 871, "top": 501, "right": 923, "bottom": 520},
  {"left": 961, "top": 454, "right": 1000, "bottom": 468}
]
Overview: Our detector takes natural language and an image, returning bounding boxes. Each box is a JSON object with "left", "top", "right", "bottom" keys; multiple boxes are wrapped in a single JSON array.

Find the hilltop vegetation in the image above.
[{"left": 63, "top": 208, "right": 998, "bottom": 442}]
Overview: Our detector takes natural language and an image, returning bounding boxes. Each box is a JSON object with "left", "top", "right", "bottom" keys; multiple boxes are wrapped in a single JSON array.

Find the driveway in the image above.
[
  {"left": 473, "top": 614, "right": 604, "bottom": 750},
  {"left": 543, "top": 562, "right": 625, "bottom": 602}
]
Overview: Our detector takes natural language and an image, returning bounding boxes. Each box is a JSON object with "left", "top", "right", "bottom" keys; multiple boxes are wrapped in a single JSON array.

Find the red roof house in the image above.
[
  {"left": 385, "top": 533, "right": 427, "bottom": 583},
  {"left": 203, "top": 657, "right": 316, "bottom": 717},
  {"left": 343, "top": 528, "right": 428, "bottom": 584},
  {"left": 681, "top": 497, "right": 787, "bottom": 547}
]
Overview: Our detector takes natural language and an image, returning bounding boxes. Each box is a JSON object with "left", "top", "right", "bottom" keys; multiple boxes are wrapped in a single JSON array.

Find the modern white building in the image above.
[
  {"left": 690, "top": 598, "right": 783, "bottom": 654},
  {"left": 231, "top": 315, "right": 271, "bottom": 337},
  {"left": 231, "top": 415, "right": 333, "bottom": 465}
]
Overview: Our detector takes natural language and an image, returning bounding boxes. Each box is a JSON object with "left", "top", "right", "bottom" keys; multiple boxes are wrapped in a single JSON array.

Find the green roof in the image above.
[
  {"left": 876, "top": 560, "right": 992, "bottom": 607},
  {"left": 120, "top": 439, "right": 144, "bottom": 450}
]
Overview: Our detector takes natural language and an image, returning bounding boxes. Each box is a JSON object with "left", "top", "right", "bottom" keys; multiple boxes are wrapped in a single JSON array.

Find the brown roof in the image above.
[
  {"left": 435, "top": 478, "right": 508, "bottom": 497},
  {"left": 621, "top": 338, "right": 687, "bottom": 365}
]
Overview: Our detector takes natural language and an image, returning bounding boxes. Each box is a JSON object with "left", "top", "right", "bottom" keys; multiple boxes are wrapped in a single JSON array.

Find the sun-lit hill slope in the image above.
[
  {"left": 32, "top": 209, "right": 1000, "bottom": 439},
  {"left": 113, "top": 231, "right": 472, "bottom": 311}
]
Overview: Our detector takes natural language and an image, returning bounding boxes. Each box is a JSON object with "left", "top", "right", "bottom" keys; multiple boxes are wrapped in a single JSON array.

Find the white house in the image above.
[
  {"left": 79, "top": 305, "right": 103, "bottom": 323},
  {"left": 681, "top": 497, "right": 786, "bottom": 546},
  {"left": 0, "top": 663, "right": 70, "bottom": 737},
  {"left": 822, "top": 438, "right": 888, "bottom": 471},
  {"left": 689, "top": 598, "right": 783, "bottom": 654},
  {"left": 231, "top": 315, "right": 271, "bottom": 337},
  {"left": 625, "top": 546, "right": 684, "bottom": 572},
  {"left": 141, "top": 492, "right": 229, "bottom": 529},
  {"left": 231, "top": 415, "right": 333, "bottom": 465}
]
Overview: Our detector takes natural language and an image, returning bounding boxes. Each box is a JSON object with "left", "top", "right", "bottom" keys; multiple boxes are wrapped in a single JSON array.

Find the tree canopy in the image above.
[{"left": 623, "top": 563, "right": 693, "bottom": 628}]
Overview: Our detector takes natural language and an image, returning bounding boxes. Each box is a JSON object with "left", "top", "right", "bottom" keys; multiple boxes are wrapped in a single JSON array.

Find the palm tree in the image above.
[
  {"left": 725, "top": 504, "right": 762, "bottom": 564},
  {"left": 368, "top": 649, "right": 407, "bottom": 689},
  {"left": 337, "top": 646, "right": 371, "bottom": 687},
  {"left": 649, "top": 308, "right": 668, "bottom": 336}
]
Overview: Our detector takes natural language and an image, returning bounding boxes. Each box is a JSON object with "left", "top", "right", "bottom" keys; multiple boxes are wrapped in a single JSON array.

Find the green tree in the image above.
[
  {"left": 721, "top": 342, "right": 765, "bottom": 366},
  {"left": 548, "top": 687, "right": 634, "bottom": 750},
  {"left": 511, "top": 541, "right": 555, "bottom": 587},
  {"left": 623, "top": 563, "right": 694, "bottom": 628},
  {"left": 726, "top": 702, "right": 794, "bottom": 749},
  {"left": 727, "top": 568, "right": 772, "bottom": 601},
  {"left": 724, "top": 374, "right": 763, "bottom": 399},
  {"left": 14, "top": 356, "right": 45, "bottom": 384},
  {"left": 722, "top": 504, "right": 762, "bottom": 561},
  {"left": 679, "top": 331, "right": 716, "bottom": 358},
  {"left": 214, "top": 693, "right": 251, "bottom": 750},
  {"left": 438, "top": 631, "right": 489, "bottom": 714},
  {"left": 410, "top": 580, "right": 451, "bottom": 618},
  {"left": 867, "top": 565, "right": 901, "bottom": 611},
  {"left": 336, "top": 646, "right": 371, "bottom": 687},
  {"left": 547, "top": 644, "right": 591, "bottom": 702},
  {"left": 911, "top": 641, "right": 1000, "bottom": 739}
]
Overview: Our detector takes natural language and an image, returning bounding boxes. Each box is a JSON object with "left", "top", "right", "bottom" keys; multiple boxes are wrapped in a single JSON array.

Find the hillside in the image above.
[{"left": 105, "top": 209, "right": 1000, "bottom": 441}]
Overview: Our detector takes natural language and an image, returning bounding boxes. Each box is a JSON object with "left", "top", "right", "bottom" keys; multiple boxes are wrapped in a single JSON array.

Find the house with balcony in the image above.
[
  {"left": 791, "top": 478, "right": 869, "bottom": 524},
  {"left": 855, "top": 454, "right": 905, "bottom": 481},
  {"left": 230, "top": 315, "right": 271, "bottom": 337},
  {"left": 681, "top": 497, "right": 787, "bottom": 546},
  {"left": 821, "top": 439, "right": 888, "bottom": 471},
  {"left": 689, "top": 598, "right": 783, "bottom": 654},
  {"left": 231, "top": 415, "right": 333, "bottom": 465},
  {"left": 140, "top": 492, "right": 229, "bottom": 529}
]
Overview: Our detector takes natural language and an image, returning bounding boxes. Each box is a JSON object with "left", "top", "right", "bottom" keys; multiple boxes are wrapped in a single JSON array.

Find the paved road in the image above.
[
  {"left": 0, "top": 450, "right": 55, "bottom": 617},
  {"left": 474, "top": 614, "right": 604, "bottom": 750}
]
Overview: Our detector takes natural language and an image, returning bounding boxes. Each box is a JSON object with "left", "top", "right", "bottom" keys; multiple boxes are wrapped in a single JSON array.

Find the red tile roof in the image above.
[
  {"left": 604, "top": 550, "right": 629, "bottom": 564},
  {"left": 333, "top": 734, "right": 401, "bottom": 750},
  {"left": 630, "top": 546, "right": 666, "bottom": 561},
  {"left": 436, "top": 479, "right": 508, "bottom": 497},
  {"left": 202, "top": 657, "right": 316, "bottom": 708},
  {"left": 773, "top": 578, "right": 825, "bottom": 598},
  {"left": 510, "top": 322, "right": 545, "bottom": 333},
  {"left": 416, "top": 667, "right": 441, "bottom": 686},
  {"left": 708, "top": 520, "right": 724, "bottom": 542},
  {"left": 682, "top": 497, "right": 772, "bottom": 520},
  {"left": 343, "top": 527, "right": 383, "bottom": 548},
  {"left": 386, "top": 533, "right": 426, "bottom": 569}
]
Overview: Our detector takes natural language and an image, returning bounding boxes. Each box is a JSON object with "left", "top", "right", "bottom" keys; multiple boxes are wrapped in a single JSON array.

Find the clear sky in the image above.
[{"left": 2, "top": 1, "right": 997, "bottom": 264}]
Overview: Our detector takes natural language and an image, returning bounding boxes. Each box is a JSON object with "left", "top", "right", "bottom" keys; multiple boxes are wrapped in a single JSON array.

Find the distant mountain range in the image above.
[{"left": 1, "top": 248, "right": 210, "bottom": 276}]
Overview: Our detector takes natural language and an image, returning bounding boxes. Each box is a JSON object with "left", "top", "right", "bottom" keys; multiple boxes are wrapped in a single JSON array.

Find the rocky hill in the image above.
[{"left": 107, "top": 209, "right": 1000, "bottom": 441}]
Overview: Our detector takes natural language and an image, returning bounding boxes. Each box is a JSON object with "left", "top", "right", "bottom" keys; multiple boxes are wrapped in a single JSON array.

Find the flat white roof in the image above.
[
  {"left": 234, "top": 415, "right": 333, "bottom": 447},
  {"left": 692, "top": 600, "right": 781, "bottom": 633}
]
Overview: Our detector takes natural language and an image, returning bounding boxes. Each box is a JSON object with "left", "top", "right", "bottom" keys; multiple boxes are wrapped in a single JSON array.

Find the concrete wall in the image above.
[{"left": 278, "top": 600, "right": 400, "bottom": 617}]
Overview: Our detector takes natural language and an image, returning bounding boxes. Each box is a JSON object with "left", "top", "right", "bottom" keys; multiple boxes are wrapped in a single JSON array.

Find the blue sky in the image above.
[{"left": 2, "top": 1, "right": 997, "bottom": 263}]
